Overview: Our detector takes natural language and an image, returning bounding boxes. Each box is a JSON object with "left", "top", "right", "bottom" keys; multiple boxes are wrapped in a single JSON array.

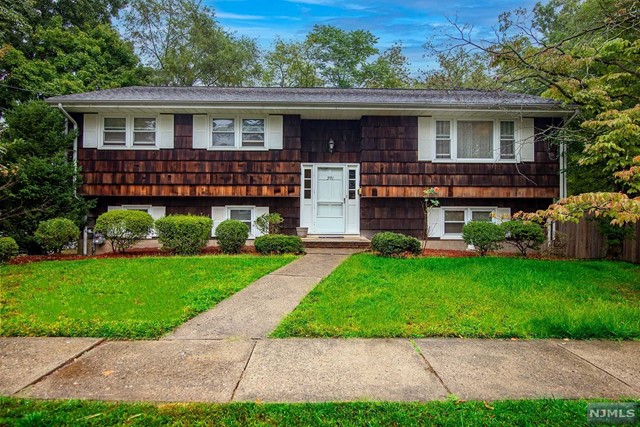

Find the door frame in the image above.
[{"left": 300, "top": 163, "right": 360, "bottom": 235}]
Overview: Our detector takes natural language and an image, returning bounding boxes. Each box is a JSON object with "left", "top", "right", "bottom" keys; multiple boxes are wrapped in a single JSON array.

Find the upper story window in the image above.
[
  {"left": 419, "top": 117, "right": 532, "bottom": 163},
  {"left": 210, "top": 116, "right": 265, "bottom": 149},
  {"left": 100, "top": 116, "right": 157, "bottom": 149}
]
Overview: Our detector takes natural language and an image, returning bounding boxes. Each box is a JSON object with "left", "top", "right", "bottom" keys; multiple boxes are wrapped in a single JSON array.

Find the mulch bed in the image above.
[{"left": 8, "top": 246, "right": 257, "bottom": 265}]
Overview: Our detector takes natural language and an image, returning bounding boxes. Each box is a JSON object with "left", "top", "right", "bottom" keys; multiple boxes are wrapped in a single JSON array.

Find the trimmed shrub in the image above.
[
  {"left": 254, "top": 212, "right": 284, "bottom": 235},
  {"left": 0, "top": 237, "right": 19, "bottom": 263},
  {"left": 502, "top": 220, "right": 545, "bottom": 257},
  {"left": 371, "top": 231, "right": 421, "bottom": 257},
  {"left": 255, "top": 234, "right": 304, "bottom": 254},
  {"left": 215, "top": 219, "right": 249, "bottom": 254},
  {"left": 462, "top": 221, "right": 505, "bottom": 256},
  {"left": 155, "top": 215, "right": 213, "bottom": 255},
  {"left": 94, "top": 210, "right": 154, "bottom": 253},
  {"left": 34, "top": 218, "right": 80, "bottom": 254}
]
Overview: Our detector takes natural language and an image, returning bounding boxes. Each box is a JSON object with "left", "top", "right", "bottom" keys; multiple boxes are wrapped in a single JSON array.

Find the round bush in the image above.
[
  {"left": 0, "top": 237, "right": 19, "bottom": 263},
  {"left": 155, "top": 214, "right": 213, "bottom": 255},
  {"left": 462, "top": 221, "right": 505, "bottom": 256},
  {"left": 255, "top": 234, "right": 304, "bottom": 254},
  {"left": 371, "top": 231, "right": 421, "bottom": 257},
  {"left": 215, "top": 219, "right": 249, "bottom": 254},
  {"left": 34, "top": 218, "right": 80, "bottom": 254},
  {"left": 94, "top": 210, "right": 154, "bottom": 253},
  {"left": 502, "top": 220, "right": 545, "bottom": 257}
]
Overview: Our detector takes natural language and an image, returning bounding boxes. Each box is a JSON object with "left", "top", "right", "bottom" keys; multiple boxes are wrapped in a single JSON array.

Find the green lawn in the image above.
[
  {"left": 0, "top": 255, "right": 295, "bottom": 339},
  {"left": 272, "top": 254, "right": 640, "bottom": 339},
  {"left": 2, "top": 397, "right": 632, "bottom": 427}
]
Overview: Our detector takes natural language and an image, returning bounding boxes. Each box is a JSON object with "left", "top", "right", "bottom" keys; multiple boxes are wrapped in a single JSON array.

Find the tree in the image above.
[
  {"left": 262, "top": 26, "right": 412, "bottom": 88},
  {"left": 418, "top": 47, "right": 499, "bottom": 90},
  {"left": 0, "top": 21, "right": 149, "bottom": 111},
  {"left": 0, "top": 101, "right": 94, "bottom": 253},
  {"left": 442, "top": 0, "right": 639, "bottom": 194},
  {"left": 122, "top": 0, "right": 261, "bottom": 86},
  {"left": 262, "top": 38, "right": 323, "bottom": 88}
]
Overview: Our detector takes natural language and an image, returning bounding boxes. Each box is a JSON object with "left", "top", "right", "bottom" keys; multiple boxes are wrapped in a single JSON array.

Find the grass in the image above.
[
  {"left": 272, "top": 254, "right": 640, "bottom": 339},
  {"left": 0, "top": 255, "right": 295, "bottom": 339},
  {"left": 3, "top": 397, "right": 637, "bottom": 426}
]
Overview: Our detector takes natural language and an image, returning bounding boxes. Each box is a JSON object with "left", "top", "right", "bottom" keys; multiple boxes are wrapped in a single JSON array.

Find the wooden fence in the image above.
[{"left": 554, "top": 220, "right": 640, "bottom": 263}]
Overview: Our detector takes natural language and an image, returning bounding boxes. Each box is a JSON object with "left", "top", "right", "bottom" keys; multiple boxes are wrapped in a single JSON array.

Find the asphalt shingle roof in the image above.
[{"left": 47, "top": 86, "right": 561, "bottom": 109}]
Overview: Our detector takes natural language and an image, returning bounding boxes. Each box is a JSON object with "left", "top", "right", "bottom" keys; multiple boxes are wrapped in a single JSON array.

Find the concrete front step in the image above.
[{"left": 302, "top": 236, "right": 371, "bottom": 249}]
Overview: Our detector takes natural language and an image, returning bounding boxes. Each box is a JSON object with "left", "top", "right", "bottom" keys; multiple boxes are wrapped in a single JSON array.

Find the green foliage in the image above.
[
  {"left": 1, "top": 101, "right": 73, "bottom": 161},
  {"left": 255, "top": 234, "right": 304, "bottom": 255},
  {"left": 371, "top": 232, "right": 421, "bottom": 257},
  {"left": 155, "top": 214, "right": 213, "bottom": 255},
  {"left": 462, "top": 221, "right": 505, "bottom": 256},
  {"left": 595, "top": 217, "right": 636, "bottom": 259},
  {"left": 273, "top": 254, "right": 640, "bottom": 339},
  {"left": 94, "top": 210, "right": 154, "bottom": 253},
  {"left": 34, "top": 217, "right": 79, "bottom": 254},
  {"left": 0, "top": 236, "right": 19, "bottom": 263},
  {"left": 501, "top": 220, "right": 546, "bottom": 257},
  {"left": 215, "top": 219, "right": 249, "bottom": 254},
  {"left": 418, "top": 47, "right": 499, "bottom": 90},
  {"left": 123, "top": 0, "right": 260, "bottom": 86},
  {"left": 262, "top": 26, "right": 412, "bottom": 88},
  {"left": 0, "top": 256, "right": 294, "bottom": 339},
  {"left": 254, "top": 212, "right": 284, "bottom": 235},
  {"left": 0, "top": 397, "right": 607, "bottom": 427},
  {"left": 0, "top": 22, "right": 149, "bottom": 110}
]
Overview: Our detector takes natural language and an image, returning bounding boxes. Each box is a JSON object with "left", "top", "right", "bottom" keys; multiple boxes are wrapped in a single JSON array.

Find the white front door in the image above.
[{"left": 315, "top": 167, "right": 345, "bottom": 233}]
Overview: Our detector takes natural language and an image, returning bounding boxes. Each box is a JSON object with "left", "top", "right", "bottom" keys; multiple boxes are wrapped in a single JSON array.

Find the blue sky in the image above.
[{"left": 207, "top": 0, "right": 541, "bottom": 74}]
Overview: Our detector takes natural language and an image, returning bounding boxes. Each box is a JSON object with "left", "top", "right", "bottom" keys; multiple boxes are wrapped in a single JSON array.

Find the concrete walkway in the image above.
[
  {"left": 164, "top": 248, "right": 355, "bottom": 340},
  {"left": 2, "top": 337, "right": 639, "bottom": 402}
]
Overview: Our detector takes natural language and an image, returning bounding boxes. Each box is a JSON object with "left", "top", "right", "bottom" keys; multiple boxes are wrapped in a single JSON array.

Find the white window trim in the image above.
[
  {"left": 208, "top": 115, "right": 268, "bottom": 151},
  {"left": 226, "top": 205, "right": 256, "bottom": 237},
  {"left": 98, "top": 114, "right": 159, "bottom": 150},
  {"left": 442, "top": 206, "right": 498, "bottom": 239},
  {"left": 432, "top": 118, "right": 520, "bottom": 164}
]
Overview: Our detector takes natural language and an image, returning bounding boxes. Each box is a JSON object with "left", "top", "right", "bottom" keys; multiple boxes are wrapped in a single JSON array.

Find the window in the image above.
[
  {"left": 101, "top": 116, "right": 157, "bottom": 148},
  {"left": 500, "top": 121, "right": 515, "bottom": 159},
  {"left": 429, "top": 118, "right": 520, "bottom": 162},
  {"left": 209, "top": 116, "right": 266, "bottom": 149},
  {"left": 229, "top": 208, "right": 253, "bottom": 231},
  {"left": 443, "top": 207, "right": 496, "bottom": 237},
  {"left": 348, "top": 169, "right": 357, "bottom": 200},
  {"left": 241, "top": 119, "right": 265, "bottom": 147},
  {"left": 457, "top": 121, "right": 493, "bottom": 159},
  {"left": 303, "top": 168, "right": 312, "bottom": 199},
  {"left": 103, "top": 118, "right": 126, "bottom": 146},
  {"left": 133, "top": 118, "right": 156, "bottom": 147},
  {"left": 435, "top": 121, "right": 451, "bottom": 159},
  {"left": 212, "top": 118, "right": 235, "bottom": 147}
]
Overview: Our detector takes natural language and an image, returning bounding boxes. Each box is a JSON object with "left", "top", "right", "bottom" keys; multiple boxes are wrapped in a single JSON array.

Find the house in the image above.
[{"left": 45, "top": 87, "right": 569, "bottom": 247}]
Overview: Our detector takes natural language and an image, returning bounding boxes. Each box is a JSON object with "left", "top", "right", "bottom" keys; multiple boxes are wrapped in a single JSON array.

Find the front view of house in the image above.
[{"left": 46, "top": 87, "right": 569, "bottom": 241}]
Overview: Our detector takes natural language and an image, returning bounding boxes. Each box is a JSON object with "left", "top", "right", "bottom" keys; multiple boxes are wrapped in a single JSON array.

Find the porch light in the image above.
[{"left": 328, "top": 138, "right": 335, "bottom": 153}]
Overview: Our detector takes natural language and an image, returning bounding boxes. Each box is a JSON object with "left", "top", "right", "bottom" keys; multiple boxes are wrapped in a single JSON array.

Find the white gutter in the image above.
[{"left": 57, "top": 103, "right": 88, "bottom": 256}]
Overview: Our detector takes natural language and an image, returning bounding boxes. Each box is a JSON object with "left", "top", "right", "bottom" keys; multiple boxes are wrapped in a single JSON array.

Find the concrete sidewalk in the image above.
[
  {"left": 2, "top": 337, "right": 639, "bottom": 403},
  {"left": 164, "top": 248, "right": 355, "bottom": 340}
]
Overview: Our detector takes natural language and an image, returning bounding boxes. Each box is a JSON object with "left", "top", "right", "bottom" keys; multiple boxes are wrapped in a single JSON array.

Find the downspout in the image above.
[{"left": 57, "top": 103, "right": 87, "bottom": 255}]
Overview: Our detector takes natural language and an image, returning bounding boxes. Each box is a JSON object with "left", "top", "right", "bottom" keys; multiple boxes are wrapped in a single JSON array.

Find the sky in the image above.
[{"left": 206, "top": 0, "right": 541, "bottom": 74}]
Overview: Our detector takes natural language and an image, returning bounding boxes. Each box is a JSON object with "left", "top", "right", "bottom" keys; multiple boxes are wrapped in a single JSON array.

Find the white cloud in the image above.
[{"left": 216, "top": 12, "right": 266, "bottom": 20}]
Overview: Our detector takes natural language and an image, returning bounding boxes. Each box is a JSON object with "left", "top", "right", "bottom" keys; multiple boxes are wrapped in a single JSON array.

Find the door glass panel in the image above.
[{"left": 317, "top": 203, "right": 343, "bottom": 217}]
